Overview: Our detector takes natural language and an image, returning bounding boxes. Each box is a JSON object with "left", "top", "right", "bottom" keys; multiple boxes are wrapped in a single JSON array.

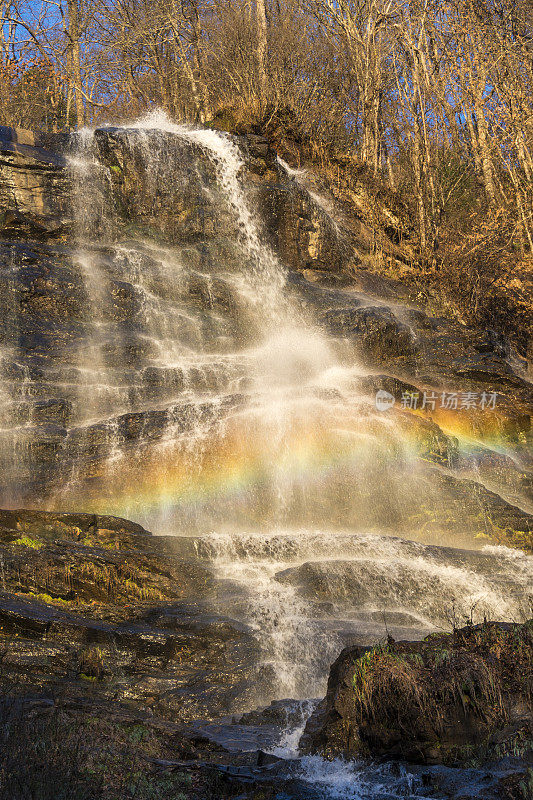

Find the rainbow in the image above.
[{"left": 52, "top": 397, "right": 528, "bottom": 523}]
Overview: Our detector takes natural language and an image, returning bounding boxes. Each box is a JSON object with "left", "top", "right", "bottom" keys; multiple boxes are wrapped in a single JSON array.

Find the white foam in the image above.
[{"left": 296, "top": 756, "right": 436, "bottom": 799}]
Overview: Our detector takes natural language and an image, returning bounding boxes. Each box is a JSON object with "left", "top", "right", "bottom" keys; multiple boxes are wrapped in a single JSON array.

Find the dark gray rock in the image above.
[
  {"left": 300, "top": 621, "right": 533, "bottom": 766},
  {"left": 321, "top": 305, "right": 418, "bottom": 365},
  {"left": 0, "top": 509, "right": 259, "bottom": 721}
]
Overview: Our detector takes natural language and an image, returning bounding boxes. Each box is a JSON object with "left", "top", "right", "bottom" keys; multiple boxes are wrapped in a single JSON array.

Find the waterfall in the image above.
[
  {"left": 0, "top": 113, "right": 530, "bottom": 705},
  {"left": 120, "top": 111, "right": 291, "bottom": 323}
]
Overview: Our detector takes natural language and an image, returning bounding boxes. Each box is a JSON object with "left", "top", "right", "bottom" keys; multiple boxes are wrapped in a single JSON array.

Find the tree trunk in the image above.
[
  {"left": 256, "top": 0, "right": 267, "bottom": 110},
  {"left": 191, "top": 0, "right": 209, "bottom": 122},
  {"left": 473, "top": 94, "right": 496, "bottom": 203},
  {"left": 66, "top": 0, "right": 85, "bottom": 127},
  {"left": 412, "top": 134, "right": 426, "bottom": 251}
]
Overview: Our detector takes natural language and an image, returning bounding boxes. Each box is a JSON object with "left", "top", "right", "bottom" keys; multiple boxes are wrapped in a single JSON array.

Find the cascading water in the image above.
[
  {"left": 61, "top": 113, "right": 351, "bottom": 699},
  {"left": 1, "top": 112, "right": 531, "bottom": 739},
  {"left": 61, "top": 114, "right": 531, "bottom": 704}
]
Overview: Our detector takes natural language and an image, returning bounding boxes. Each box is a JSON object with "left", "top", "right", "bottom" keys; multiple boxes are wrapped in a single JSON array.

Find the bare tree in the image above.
[{"left": 66, "top": 0, "right": 85, "bottom": 126}]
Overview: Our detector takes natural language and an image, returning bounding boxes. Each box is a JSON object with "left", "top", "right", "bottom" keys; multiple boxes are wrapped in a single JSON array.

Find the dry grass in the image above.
[{"left": 350, "top": 622, "right": 533, "bottom": 749}]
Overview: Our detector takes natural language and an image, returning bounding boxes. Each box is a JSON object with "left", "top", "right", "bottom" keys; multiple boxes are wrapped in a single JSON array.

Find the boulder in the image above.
[{"left": 300, "top": 621, "right": 533, "bottom": 765}]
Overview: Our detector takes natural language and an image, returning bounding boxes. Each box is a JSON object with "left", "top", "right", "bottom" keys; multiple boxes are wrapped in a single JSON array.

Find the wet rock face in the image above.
[
  {"left": 0, "top": 509, "right": 259, "bottom": 721},
  {"left": 321, "top": 305, "right": 417, "bottom": 365},
  {"left": 0, "top": 123, "right": 531, "bottom": 547},
  {"left": 300, "top": 621, "right": 533, "bottom": 766},
  {"left": 0, "top": 127, "right": 69, "bottom": 237},
  {"left": 0, "top": 125, "right": 348, "bottom": 505},
  {"left": 92, "top": 127, "right": 235, "bottom": 244},
  {"left": 83, "top": 126, "right": 344, "bottom": 271}
]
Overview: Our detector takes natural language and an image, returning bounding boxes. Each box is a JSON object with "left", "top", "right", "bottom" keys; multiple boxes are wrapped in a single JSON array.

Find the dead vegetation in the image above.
[
  {"left": 349, "top": 620, "right": 533, "bottom": 764},
  {"left": 1, "top": 1, "right": 531, "bottom": 353}
]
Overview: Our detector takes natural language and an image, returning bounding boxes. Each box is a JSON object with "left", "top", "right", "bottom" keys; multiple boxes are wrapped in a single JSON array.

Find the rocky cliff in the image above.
[
  {"left": 0, "top": 125, "right": 346, "bottom": 507},
  {"left": 0, "top": 121, "right": 532, "bottom": 800},
  {"left": 0, "top": 123, "right": 531, "bottom": 552}
]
